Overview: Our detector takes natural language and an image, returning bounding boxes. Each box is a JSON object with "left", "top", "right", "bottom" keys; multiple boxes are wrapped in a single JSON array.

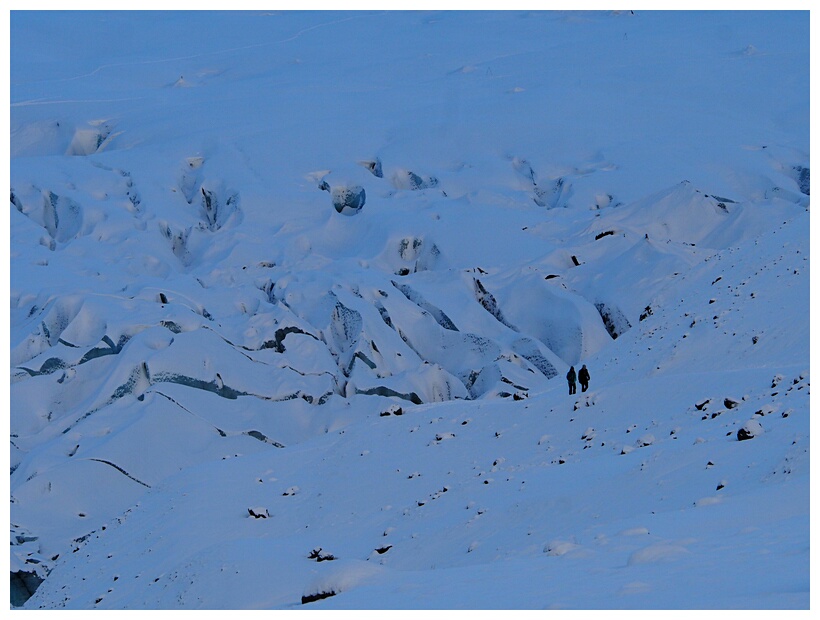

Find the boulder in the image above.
[
  {"left": 332, "top": 185, "right": 366, "bottom": 215},
  {"left": 737, "top": 419, "right": 763, "bottom": 441}
]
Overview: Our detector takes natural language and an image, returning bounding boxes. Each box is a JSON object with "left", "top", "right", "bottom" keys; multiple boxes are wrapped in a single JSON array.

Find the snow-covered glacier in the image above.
[{"left": 10, "top": 10, "right": 809, "bottom": 609}]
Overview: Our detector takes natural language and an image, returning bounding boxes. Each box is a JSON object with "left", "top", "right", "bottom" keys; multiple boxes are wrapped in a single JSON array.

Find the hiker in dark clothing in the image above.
[
  {"left": 579, "top": 364, "right": 590, "bottom": 392},
  {"left": 566, "top": 366, "right": 577, "bottom": 395}
]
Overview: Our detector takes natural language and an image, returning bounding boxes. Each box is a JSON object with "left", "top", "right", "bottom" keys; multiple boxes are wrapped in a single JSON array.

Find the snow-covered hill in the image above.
[{"left": 9, "top": 10, "right": 810, "bottom": 609}]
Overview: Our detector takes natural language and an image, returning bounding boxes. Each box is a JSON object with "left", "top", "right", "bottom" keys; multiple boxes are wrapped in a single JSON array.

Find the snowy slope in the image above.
[{"left": 9, "top": 10, "right": 810, "bottom": 609}]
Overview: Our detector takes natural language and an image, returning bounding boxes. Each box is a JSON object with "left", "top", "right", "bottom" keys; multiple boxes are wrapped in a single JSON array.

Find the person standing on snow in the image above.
[
  {"left": 578, "top": 364, "right": 590, "bottom": 392},
  {"left": 566, "top": 366, "right": 577, "bottom": 395}
]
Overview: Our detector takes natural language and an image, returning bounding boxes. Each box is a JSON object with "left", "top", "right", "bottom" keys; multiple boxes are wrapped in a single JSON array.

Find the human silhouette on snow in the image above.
[
  {"left": 578, "top": 364, "right": 590, "bottom": 392},
  {"left": 566, "top": 366, "right": 577, "bottom": 395}
]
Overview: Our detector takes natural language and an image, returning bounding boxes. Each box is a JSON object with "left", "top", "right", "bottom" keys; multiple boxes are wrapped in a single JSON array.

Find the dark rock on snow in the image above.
[
  {"left": 737, "top": 419, "right": 762, "bottom": 441},
  {"left": 302, "top": 590, "right": 337, "bottom": 604}
]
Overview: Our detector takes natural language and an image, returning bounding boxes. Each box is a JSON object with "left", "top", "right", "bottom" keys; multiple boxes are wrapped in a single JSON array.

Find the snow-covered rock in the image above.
[{"left": 737, "top": 419, "right": 764, "bottom": 441}]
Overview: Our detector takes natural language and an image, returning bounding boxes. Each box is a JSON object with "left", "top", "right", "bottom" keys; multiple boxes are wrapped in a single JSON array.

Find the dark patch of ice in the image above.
[
  {"left": 594, "top": 302, "right": 632, "bottom": 340},
  {"left": 11, "top": 570, "right": 44, "bottom": 608},
  {"left": 473, "top": 278, "right": 516, "bottom": 330},
  {"left": 392, "top": 281, "right": 458, "bottom": 331}
]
